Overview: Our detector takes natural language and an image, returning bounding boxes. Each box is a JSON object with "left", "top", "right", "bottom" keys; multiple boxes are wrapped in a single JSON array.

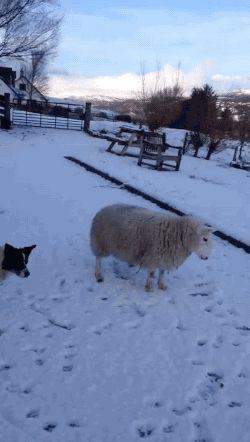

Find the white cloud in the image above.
[
  {"left": 211, "top": 74, "right": 250, "bottom": 91},
  {"left": 48, "top": 62, "right": 210, "bottom": 99},
  {"left": 213, "top": 74, "right": 240, "bottom": 82}
]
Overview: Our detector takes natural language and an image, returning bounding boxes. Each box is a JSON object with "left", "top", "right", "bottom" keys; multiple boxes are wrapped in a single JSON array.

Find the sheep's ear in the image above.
[{"left": 200, "top": 226, "right": 215, "bottom": 235}]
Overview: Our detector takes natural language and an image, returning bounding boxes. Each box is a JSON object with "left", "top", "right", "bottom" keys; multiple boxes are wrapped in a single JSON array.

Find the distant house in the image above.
[
  {"left": 0, "top": 66, "right": 48, "bottom": 103},
  {"left": 0, "top": 66, "right": 19, "bottom": 101},
  {"left": 15, "top": 69, "right": 48, "bottom": 102}
]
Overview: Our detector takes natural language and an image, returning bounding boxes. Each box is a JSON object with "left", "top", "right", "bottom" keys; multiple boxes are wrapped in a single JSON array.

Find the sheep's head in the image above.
[{"left": 193, "top": 226, "right": 214, "bottom": 260}]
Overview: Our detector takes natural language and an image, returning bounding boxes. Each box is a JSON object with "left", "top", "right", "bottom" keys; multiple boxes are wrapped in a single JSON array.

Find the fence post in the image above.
[
  {"left": 1, "top": 93, "right": 11, "bottom": 129},
  {"left": 83, "top": 102, "right": 92, "bottom": 132}
]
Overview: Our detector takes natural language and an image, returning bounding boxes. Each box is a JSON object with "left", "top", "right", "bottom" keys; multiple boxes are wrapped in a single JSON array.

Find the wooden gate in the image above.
[{"left": 12, "top": 99, "right": 91, "bottom": 132}]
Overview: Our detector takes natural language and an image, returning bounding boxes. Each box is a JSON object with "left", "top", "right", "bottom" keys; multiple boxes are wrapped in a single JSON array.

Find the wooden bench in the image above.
[
  {"left": 230, "top": 144, "right": 250, "bottom": 170},
  {"left": 137, "top": 132, "right": 183, "bottom": 171},
  {"left": 106, "top": 134, "right": 136, "bottom": 154},
  {"left": 105, "top": 127, "right": 143, "bottom": 155}
]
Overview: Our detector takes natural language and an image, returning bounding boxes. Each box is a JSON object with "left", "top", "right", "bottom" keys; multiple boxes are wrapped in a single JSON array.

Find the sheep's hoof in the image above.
[
  {"left": 158, "top": 283, "right": 167, "bottom": 291},
  {"left": 145, "top": 285, "right": 154, "bottom": 293},
  {"left": 96, "top": 276, "right": 103, "bottom": 283}
]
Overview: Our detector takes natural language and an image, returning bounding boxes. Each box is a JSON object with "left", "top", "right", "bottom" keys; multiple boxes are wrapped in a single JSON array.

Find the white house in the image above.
[
  {"left": 0, "top": 66, "right": 47, "bottom": 103},
  {"left": 15, "top": 70, "right": 48, "bottom": 102},
  {"left": 0, "top": 78, "right": 16, "bottom": 101}
]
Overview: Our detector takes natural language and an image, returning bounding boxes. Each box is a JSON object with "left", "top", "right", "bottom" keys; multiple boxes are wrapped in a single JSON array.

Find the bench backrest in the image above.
[{"left": 143, "top": 131, "right": 166, "bottom": 153}]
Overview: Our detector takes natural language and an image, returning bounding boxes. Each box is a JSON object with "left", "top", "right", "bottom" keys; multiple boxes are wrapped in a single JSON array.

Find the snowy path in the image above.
[{"left": 0, "top": 128, "right": 250, "bottom": 441}]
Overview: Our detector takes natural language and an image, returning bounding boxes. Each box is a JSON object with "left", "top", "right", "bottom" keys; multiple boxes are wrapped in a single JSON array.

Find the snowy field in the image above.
[
  {"left": 85, "top": 122, "right": 250, "bottom": 244},
  {"left": 0, "top": 127, "right": 250, "bottom": 442}
]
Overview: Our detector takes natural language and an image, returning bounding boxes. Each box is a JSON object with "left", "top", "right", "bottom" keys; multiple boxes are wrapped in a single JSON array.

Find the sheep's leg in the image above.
[
  {"left": 145, "top": 270, "right": 155, "bottom": 292},
  {"left": 158, "top": 269, "right": 167, "bottom": 290},
  {"left": 95, "top": 257, "right": 103, "bottom": 282}
]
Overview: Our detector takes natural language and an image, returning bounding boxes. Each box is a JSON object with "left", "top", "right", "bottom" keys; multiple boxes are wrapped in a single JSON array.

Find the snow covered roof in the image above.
[
  {"left": 16, "top": 73, "right": 48, "bottom": 102},
  {"left": 0, "top": 78, "right": 16, "bottom": 97}
]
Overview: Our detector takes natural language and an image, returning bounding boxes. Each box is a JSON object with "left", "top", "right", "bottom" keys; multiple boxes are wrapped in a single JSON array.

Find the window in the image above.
[{"left": 19, "top": 83, "right": 26, "bottom": 91}]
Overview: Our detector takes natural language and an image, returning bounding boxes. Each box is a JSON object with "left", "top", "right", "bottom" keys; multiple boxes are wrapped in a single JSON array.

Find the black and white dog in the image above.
[{"left": 0, "top": 243, "right": 36, "bottom": 282}]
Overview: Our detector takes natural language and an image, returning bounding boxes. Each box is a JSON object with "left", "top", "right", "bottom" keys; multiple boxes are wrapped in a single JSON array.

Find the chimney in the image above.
[{"left": 0, "top": 67, "right": 16, "bottom": 87}]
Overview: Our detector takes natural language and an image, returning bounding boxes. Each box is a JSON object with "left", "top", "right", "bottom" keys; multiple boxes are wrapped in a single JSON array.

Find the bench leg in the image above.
[
  {"left": 120, "top": 133, "right": 135, "bottom": 156},
  {"left": 137, "top": 146, "right": 144, "bottom": 166},
  {"left": 156, "top": 156, "right": 163, "bottom": 170},
  {"left": 107, "top": 140, "right": 117, "bottom": 152},
  {"left": 175, "top": 150, "right": 183, "bottom": 171},
  {"left": 119, "top": 143, "right": 129, "bottom": 155}
]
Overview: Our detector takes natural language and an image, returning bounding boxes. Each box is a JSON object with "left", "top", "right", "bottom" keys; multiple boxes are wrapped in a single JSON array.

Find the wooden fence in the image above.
[
  {"left": 0, "top": 93, "right": 11, "bottom": 129},
  {"left": 0, "top": 95, "right": 92, "bottom": 132}
]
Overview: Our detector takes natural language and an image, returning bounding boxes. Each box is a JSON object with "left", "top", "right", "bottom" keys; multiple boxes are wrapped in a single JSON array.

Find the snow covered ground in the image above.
[
  {"left": 0, "top": 127, "right": 250, "bottom": 442},
  {"left": 86, "top": 123, "right": 250, "bottom": 244}
]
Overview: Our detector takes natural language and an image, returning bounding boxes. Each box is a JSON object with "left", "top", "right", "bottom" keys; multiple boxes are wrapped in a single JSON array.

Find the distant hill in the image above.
[
  {"left": 218, "top": 90, "right": 250, "bottom": 115},
  {"left": 48, "top": 90, "right": 250, "bottom": 118}
]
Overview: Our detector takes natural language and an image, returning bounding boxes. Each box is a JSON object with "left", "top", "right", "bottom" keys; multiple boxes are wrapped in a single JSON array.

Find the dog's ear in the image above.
[
  {"left": 4, "top": 243, "right": 16, "bottom": 255},
  {"left": 21, "top": 245, "right": 37, "bottom": 263}
]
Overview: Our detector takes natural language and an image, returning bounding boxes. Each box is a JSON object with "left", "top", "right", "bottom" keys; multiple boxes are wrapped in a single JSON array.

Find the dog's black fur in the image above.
[{"left": 1, "top": 243, "right": 36, "bottom": 278}]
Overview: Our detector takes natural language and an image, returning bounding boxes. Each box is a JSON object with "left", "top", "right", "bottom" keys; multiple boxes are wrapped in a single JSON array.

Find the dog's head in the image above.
[{"left": 2, "top": 243, "right": 36, "bottom": 278}]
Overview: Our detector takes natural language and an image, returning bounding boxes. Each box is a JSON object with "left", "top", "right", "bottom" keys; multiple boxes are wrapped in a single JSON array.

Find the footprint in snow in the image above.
[
  {"left": 193, "top": 372, "right": 224, "bottom": 406},
  {"left": 51, "top": 297, "right": 64, "bottom": 304},
  {"left": 68, "top": 420, "right": 81, "bottom": 428},
  {"left": 64, "top": 352, "right": 75, "bottom": 360},
  {"left": 35, "top": 359, "right": 44, "bottom": 366},
  {"left": 26, "top": 409, "right": 40, "bottom": 418},
  {"left": 31, "top": 348, "right": 45, "bottom": 355},
  {"left": 192, "top": 360, "right": 205, "bottom": 366},
  {"left": 143, "top": 396, "right": 164, "bottom": 409},
  {"left": 228, "top": 401, "right": 242, "bottom": 408},
  {"left": 0, "top": 364, "right": 11, "bottom": 371},
  {"left": 134, "top": 423, "right": 156, "bottom": 438},
  {"left": 236, "top": 325, "right": 250, "bottom": 335},
  {"left": 20, "top": 324, "right": 30, "bottom": 332},
  {"left": 133, "top": 305, "right": 146, "bottom": 318},
  {"left": 62, "top": 365, "right": 73, "bottom": 372},
  {"left": 43, "top": 423, "right": 57, "bottom": 433},
  {"left": 162, "top": 423, "right": 176, "bottom": 434},
  {"left": 193, "top": 418, "right": 213, "bottom": 442},
  {"left": 64, "top": 344, "right": 76, "bottom": 359},
  {"left": 227, "top": 308, "right": 238, "bottom": 317},
  {"left": 232, "top": 341, "right": 241, "bottom": 347},
  {"left": 113, "top": 260, "right": 130, "bottom": 280},
  {"left": 172, "top": 405, "right": 192, "bottom": 416},
  {"left": 197, "top": 339, "right": 207, "bottom": 347},
  {"left": 59, "top": 278, "right": 66, "bottom": 289},
  {"left": 188, "top": 291, "right": 210, "bottom": 298},
  {"left": 90, "top": 321, "right": 113, "bottom": 335},
  {"left": 237, "top": 372, "right": 246, "bottom": 379},
  {"left": 204, "top": 305, "right": 214, "bottom": 313},
  {"left": 212, "top": 335, "right": 224, "bottom": 349}
]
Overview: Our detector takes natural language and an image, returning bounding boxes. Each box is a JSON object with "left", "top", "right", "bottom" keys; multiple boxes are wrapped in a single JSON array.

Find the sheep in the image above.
[{"left": 90, "top": 204, "right": 214, "bottom": 292}]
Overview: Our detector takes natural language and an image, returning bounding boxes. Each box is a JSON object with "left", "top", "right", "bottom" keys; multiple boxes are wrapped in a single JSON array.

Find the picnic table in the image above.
[{"left": 106, "top": 125, "right": 144, "bottom": 155}]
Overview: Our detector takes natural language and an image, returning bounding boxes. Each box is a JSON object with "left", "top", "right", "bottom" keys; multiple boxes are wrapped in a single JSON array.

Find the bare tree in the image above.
[
  {"left": 21, "top": 49, "right": 50, "bottom": 98},
  {"left": 0, "top": 0, "right": 61, "bottom": 59},
  {"left": 136, "top": 62, "right": 184, "bottom": 130},
  {"left": 237, "top": 107, "right": 250, "bottom": 159}
]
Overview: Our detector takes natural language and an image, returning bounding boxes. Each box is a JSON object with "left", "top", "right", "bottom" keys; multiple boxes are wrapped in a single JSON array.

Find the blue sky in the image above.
[{"left": 49, "top": 0, "right": 250, "bottom": 97}]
